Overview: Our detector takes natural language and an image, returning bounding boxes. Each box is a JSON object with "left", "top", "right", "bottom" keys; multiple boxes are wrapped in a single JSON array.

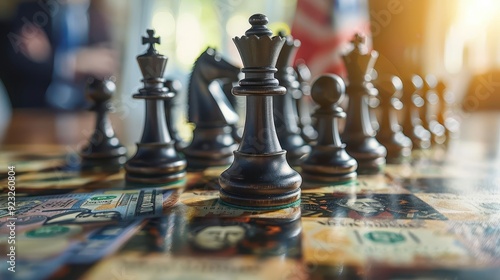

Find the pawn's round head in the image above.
[
  {"left": 311, "top": 74, "right": 345, "bottom": 106},
  {"left": 86, "top": 78, "right": 116, "bottom": 103}
]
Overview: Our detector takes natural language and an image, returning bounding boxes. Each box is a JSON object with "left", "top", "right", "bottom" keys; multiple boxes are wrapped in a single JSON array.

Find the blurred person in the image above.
[{"left": 0, "top": 0, "right": 118, "bottom": 110}]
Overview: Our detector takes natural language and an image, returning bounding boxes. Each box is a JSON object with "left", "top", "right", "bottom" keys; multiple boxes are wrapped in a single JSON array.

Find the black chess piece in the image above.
[
  {"left": 422, "top": 74, "right": 446, "bottom": 144},
  {"left": 164, "top": 79, "right": 184, "bottom": 151},
  {"left": 435, "top": 79, "right": 459, "bottom": 142},
  {"left": 183, "top": 48, "right": 241, "bottom": 170},
  {"left": 301, "top": 74, "right": 357, "bottom": 184},
  {"left": 341, "top": 34, "right": 387, "bottom": 174},
  {"left": 79, "top": 78, "right": 127, "bottom": 171},
  {"left": 274, "top": 32, "right": 310, "bottom": 166},
  {"left": 368, "top": 69, "right": 380, "bottom": 132},
  {"left": 125, "top": 29, "right": 186, "bottom": 184},
  {"left": 219, "top": 14, "right": 302, "bottom": 209},
  {"left": 401, "top": 75, "right": 431, "bottom": 149},
  {"left": 294, "top": 60, "right": 317, "bottom": 143},
  {"left": 374, "top": 74, "right": 412, "bottom": 163}
]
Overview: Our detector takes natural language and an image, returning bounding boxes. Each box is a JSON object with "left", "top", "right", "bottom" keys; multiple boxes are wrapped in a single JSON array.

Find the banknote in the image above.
[
  {"left": 0, "top": 188, "right": 178, "bottom": 233},
  {"left": 302, "top": 219, "right": 480, "bottom": 268},
  {"left": 81, "top": 253, "right": 307, "bottom": 280},
  {"left": 446, "top": 221, "right": 500, "bottom": 265},
  {"left": 300, "top": 173, "right": 407, "bottom": 194},
  {"left": 0, "top": 220, "right": 144, "bottom": 280},
  {"left": 300, "top": 193, "right": 447, "bottom": 220},
  {"left": 416, "top": 193, "right": 500, "bottom": 220}
]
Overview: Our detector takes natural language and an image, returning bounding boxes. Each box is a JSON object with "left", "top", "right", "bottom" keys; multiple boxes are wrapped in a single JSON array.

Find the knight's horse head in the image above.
[
  {"left": 188, "top": 47, "right": 241, "bottom": 125},
  {"left": 196, "top": 47, "right": 240, "bottom": 83}
]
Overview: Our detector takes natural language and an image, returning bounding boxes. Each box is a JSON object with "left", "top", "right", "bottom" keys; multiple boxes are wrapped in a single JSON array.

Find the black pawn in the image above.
[
  {"left": 301, "top": 74, "right": 357, "bottom": 184},
  {"left": 125, "top": 29, "right": 186, "bottom": 184},
  {"left": 219, "top": 14, "right": 302, "bottom": 209},
  {"left": 374, "top": 75, "right": 412, "bottom": 163},
  {"left": 274, "top": 32, "right": 310, "bottom": 165},
  {"left": 80, "top": 78, "right": 127, "bottom": 171},
  {"left": 401, "top": 75, "right": 431, "bottom": 149},
  {"left": 341, "top": 34, "right": 387, "bottom": 174}
]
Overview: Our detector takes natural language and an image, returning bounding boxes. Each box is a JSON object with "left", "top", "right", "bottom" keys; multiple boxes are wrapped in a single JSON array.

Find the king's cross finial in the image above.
[
  {"left": 142, "top": 29, "right": 160, "bottom": 55},
  {"left": 351, "top": 33, "right": 366, "bottom": 53}
]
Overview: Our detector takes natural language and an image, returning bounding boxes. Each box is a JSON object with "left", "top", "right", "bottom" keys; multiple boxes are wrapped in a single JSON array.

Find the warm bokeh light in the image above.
[{"left": 445, "top": 0, "right": 500, "bottom": 73}]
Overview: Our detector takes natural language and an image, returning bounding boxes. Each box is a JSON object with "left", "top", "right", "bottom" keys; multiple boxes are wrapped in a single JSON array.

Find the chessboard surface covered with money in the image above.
[
  {"left": 1, "top": 10, "right": 500, "bottom": 280},
  {"left": 1, "top": 139, "right": 499, "bottom": 280}
]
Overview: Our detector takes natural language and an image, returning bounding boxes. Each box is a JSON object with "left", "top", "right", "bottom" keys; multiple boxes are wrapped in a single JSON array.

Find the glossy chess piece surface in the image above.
[
  {"left": 125, "top": 30, "right": 186, "bottom": 184},
  {"left": 301, "top": 74, "right": 357, "bottom": 184},
  {"left": 401, "top": 75, "right": 431, "bottom": 149},
  {"left": 80, "top": 78, "right": 127, "bottom": 171},
  {"left": 183, "top": 48, "right": 241, "bottom": 170},
  {"left": 374, "top": 74, "right": 412, "bottom": 163},
  {"left": 274, "top": 32, "right": 310, "bottom": 165},
  {"left": 219, "top": 14, "right": 302, "bottom": 209},
  {"left": 341, "top": 34, "right": 387, "bottom": 174}
]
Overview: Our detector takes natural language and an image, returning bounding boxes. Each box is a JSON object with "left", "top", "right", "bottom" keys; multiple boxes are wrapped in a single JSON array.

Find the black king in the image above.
[
  {"left": 341, "top": 34, "right": 387, "bottom": 174},
  {"left": 219, "top": 14, "right": 302, "bottom": 208},
  {"left": 125, "top": 30, "right": 186, "bottom": 184}
]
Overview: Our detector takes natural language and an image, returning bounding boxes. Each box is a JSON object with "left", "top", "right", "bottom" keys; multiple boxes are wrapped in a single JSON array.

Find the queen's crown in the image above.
[{"left": 233, "top": 14, "right": 285, "bottom": 68}]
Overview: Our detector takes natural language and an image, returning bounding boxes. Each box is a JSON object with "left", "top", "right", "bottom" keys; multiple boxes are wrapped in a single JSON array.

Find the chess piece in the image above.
[
  {"left": 164, "top": 79, "right": 184, "bottom": 151},
  {"left": 80, "top": 78, "right": 127, "bottom": 171},
  {"left": 219, "top": 14, "right": 302, "bottom": 209},
  {"left": 435, "top": 80, "right": 459, "bottom": 141},
  {"left": 368, "top": 69, "right": 380, "bottom": 132},
  {"left": 374, "top": 74, "right": 412, "bottom": 163},
  {"left": 301, "top": 74, "right": 357, "bottom": 183},
  {"left": 274, "top": 32, "right": 310, "bottom": 165},
  {"left": 422, "top": 75, "right": 446, "bottom": 144},
  {"left": 341, "top": 34, "right": 386, "bottom": 174},
  {"left": 294, "top": 60, "right": 317, "bottom": 143},
  {"left": 401, "top": 75, "right": 431, "bottom": 149},
  {"left": 125, "top": 30, "right": 186, "bottom": 184},
  {"left": 183, "top": 47, "right": 241, "bottom": 170}
]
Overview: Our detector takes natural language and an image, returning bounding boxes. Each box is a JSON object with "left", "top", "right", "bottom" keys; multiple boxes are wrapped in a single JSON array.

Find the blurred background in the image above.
[{"left": 0, "top": 0, "right": 499, "bottom": 147}]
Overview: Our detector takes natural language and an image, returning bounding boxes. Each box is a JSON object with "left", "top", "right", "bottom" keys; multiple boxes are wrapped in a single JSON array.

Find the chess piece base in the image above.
[
  {"left": 219, "top": 150, "right": 301, "bottom": 208},
  {"left": 125, "top": 142, "right": 186, "bottom": 184},
  {"left": 80, "top": 156, "right": 127, "bottom": 172},
  {"left": 345, "top": 136, "right": 386, "bottom": 175},
  {"left": 183, "top": 125, "right": 238, "bottom": 170},
  {"left": 408, "top": 125, "right": 431, "bottom": 150},
  {"left": 79, "top": 142, "right": 127, "bottom": 172},
  {"left": 301, "top": 146, "right": 357, "bottom": 184},
  {"left": 378, "top": 132, "right": 412, "bottom": 164}
]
